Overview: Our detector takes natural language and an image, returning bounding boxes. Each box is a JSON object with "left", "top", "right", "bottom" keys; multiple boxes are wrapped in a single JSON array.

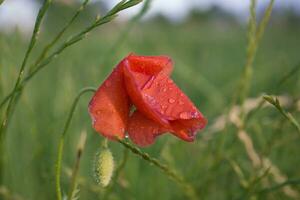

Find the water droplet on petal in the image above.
[
  {"left": 167, "top": 79, "right": 172, "bottom": 83},
  {"left": 92, "top": 118, "right": 97, "bottom": 125},
  {"left": 191, "top": 111, "right": 199, "bottom": 118},
  {"left": 105, "top": 81, "right": 111, "bottom": 87},
  {"left": 179, "top": 100, "right": 184, "bottom": 105},
  {"left": 168, "top": 98, "right": 175, "bottom": 104},
  {"left": 179, "top": 112, "right": 189, "bottom": 119},
  {"left": 163, "top": 88, "right": 167, "bottom": 92}
]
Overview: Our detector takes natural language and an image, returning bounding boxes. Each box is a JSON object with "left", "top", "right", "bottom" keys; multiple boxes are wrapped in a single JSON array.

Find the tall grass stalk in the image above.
[
  {"left": 0, "top": 0, "right": 52, "bottom": 184},
  {"left": 0, "top": 0, "right": 143, "bottom": 111},
  {"left": 236, "top": 0, "right": 275, "bottom": 109},
  {"left": 29, "top": 0, "right": 91, "bottom": 74},
  {"left": 0, "top": 0, "right": 91, "bottom": 111},
  {"left": 56, "top": 87, "right": 96, "bottom": 200},
  {"left": 0, "top": 0, "right": 51, "bottom": 133}
]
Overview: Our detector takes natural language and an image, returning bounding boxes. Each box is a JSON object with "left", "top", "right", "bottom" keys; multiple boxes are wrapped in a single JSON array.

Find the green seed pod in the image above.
[{"left": 93, "top": 147, "right": 114, "bottom": 187}]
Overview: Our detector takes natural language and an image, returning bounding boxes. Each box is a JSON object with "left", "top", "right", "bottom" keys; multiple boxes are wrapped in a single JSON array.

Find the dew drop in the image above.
[
  {"left": 168, "top": 98, "right": 175, "bottom": 104},
  {"left": 179, "top": 100, "right": 184, "bottom": 105},
  {"left": 179, "top": 112, "right": 189, "bottom": 119},
  {"left": 105, "top": 81, "right": 111, "bottom": 87},
  {"left": 161, "top": 88, "right": 167, "bottom": 92},
  {"left": 161, "top": 105, "right": 168, "bottom": 110},
  {"left": 167, "top": 79, "right": 172, "bottom": 83}
]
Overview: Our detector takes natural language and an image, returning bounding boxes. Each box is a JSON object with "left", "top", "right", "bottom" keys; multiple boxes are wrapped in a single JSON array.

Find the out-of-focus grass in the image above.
[{"left": 1, "top": 7, "right": 300, "bottom": 200}]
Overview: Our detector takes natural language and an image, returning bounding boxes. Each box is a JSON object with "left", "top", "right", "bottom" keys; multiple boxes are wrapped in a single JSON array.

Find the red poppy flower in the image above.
[{"left": 89, "top": 54, "right": 207, "bottom": 147}]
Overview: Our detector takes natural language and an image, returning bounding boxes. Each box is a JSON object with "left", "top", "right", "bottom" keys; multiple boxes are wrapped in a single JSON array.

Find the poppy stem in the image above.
[
  {"left": 117, "top": 139, "right": 199, "bottom": 200},
  {"left": 55, "top": 87, "right": 96, "bottom": 200}
]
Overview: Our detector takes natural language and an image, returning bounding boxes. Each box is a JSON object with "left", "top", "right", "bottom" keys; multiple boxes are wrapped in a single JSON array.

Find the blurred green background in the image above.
[{"left": 0, "top": 0, "right": 300, "bottom": 199}]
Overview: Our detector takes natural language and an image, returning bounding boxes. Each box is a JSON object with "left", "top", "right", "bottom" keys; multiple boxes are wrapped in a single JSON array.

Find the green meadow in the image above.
[{"left": 0, "top": 1, "right": 300, "bottom": 199}]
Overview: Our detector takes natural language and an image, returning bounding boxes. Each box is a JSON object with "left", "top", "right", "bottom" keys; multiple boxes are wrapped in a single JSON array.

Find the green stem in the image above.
[
  {"left": 0, "top": 0, "right": 51, "bottom": 184},
  {"left": 55, "top": 87, "right": 96, "bottom": 200},
  {"left": 29, "top": 0, "right": 90, "bottom": 74},
  {"left": 100, "top": 0, "right": 151, "bottom": 68},
  {"left": 0, "top": 0, "right": 142, "bottom": 111},
  {"left": 0, "top": 0, "right": 51, "bottom": 133},
  {"left": 67, "top": 131, "right": 87, "bottom": 200},
  {"left": 257, "top": 179, "right": 300, "bottom": 194},
  {"left": 117, "top": 139, "right": 199, "bottom": 200},
  {"left": 233, "top": 0, "right": 274, "bottom": 109},
  {"left": 263, "top": 95, "right": 300, "bottom": 135}
]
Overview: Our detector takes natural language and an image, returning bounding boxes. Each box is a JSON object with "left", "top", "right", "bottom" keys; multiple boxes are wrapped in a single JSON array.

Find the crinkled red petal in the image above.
[
  {"left": 122, "top": 54, "right": 173, "bottom": 126},
  {"left": 128, "top": 111, "right": 169, "bottom": 147},
  {"left": 88, "top": 64, "right": 130, "bottom": 140},
  {"left": 141, "top": 74, "right": 207, "bottom": 141},
  {"left": 122, "top": 54, "right": 206, "bottom": 142}
]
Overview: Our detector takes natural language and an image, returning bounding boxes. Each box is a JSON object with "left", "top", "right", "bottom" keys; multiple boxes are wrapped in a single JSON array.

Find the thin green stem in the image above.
[
  {"left": 55, "top": 87, "right": 96, "bottom": 200},
  {"left": 0, "top": 0, "right": 51, "bottom": 135},
  {"left": 118, "top": 139, "right": 198, "bottom": 200},
  {"left": 67, "top": 131, "right": 87, "bottom": 200},
  {"left": 0, "top": 0, "right": 51, "bottom": 184},
  {"left": 0, "top": 0, "right": 142, "bottom": 111},
  {"left": 100, "top": 0, "right": 151, "bottom": 68},
  {"left": 278, "top": 62, "right": 300, "bottom": 87},
  {"left": 29, "top": 0, "right": 90, "bottom": 74},
  {"left": 233, "top": 0, "right": 274, "bottom": 109},
  {"left": 257, "top": 179, "right": 300, "bottom": 194},
  {"left": 263, "top": 95, "right": 300, "bottom": 134}
]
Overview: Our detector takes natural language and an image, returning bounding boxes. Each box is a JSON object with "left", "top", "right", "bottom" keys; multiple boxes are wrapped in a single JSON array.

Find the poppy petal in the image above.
[
  {"left": 128, "top": 111, "right": 169, "bottom": 147},
  {"left": 88, "top": 64, "right": 130, "bottom": 140},
  {"left": 141, "top": 74, "right": 207, "bottom": 141},
  {"left": 122, "top": 55, "right": 173, "bottom": 126},
  {"left": 126, "top": 53, "right": 173, "bottom": 76}
]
